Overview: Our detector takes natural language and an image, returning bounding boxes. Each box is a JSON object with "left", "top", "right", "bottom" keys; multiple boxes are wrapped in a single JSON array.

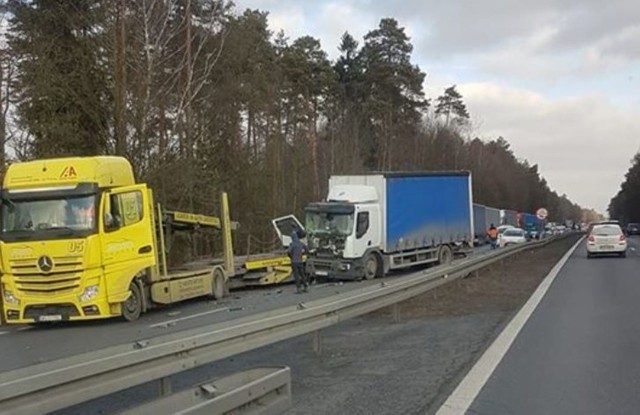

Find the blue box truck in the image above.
[
  {"left": 295, "top": 172, "right": 474, "bottom": 280},
  {"left": 520, "top": 213, "right": 544, "bottom": 239}
]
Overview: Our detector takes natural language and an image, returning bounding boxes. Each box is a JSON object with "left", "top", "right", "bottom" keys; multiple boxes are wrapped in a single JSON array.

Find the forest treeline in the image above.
[
  {"left": 609, "top": 154, "right": 640, "bottom": 223},
  {"left": 0, "top": 0, "right": 584, "bottom": 254}
]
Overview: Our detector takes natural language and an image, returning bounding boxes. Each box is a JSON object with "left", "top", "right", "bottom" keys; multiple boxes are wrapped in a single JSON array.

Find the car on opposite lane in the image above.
[
  {"left": 626, "top": 223, "right": 640, "bottom": 236},
  {"left": 587, "top": 223, "right": 627, "bottom": 258}
]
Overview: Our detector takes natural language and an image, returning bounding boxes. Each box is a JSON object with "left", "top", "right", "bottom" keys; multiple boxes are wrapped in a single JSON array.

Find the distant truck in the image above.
[
  {"left": 500, "top": 209, "right": 518, "bottom": 227},
  {"left": 520, "top": 213, "right": 545, "bottom": 239},
  {"left": 473, "top": 204, "right": 501, "bottom": 245},
  {"left": 277, "top": 172, "right": 474, "bottom": 281}
]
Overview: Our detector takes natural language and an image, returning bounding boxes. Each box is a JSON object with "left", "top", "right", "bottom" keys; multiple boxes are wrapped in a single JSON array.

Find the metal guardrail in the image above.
[
  {"left": 121, "top": 367, "right": 291, "bottom": 415},
  {"left": 0, "top": 235, "right": 574, "bottom": 414}
]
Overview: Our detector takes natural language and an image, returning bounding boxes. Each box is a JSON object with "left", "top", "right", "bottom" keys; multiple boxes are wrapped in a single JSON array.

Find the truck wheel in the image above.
[
  {"left": 212, "top": 268, "right": 227, "bottom": 300},
  {"left": 438, "top": 245, "right": 453, "bottom": 265},
  {"left": 364, "top": 253, "right": 379, "bottom": 280},
  {"left": 122, "top": 282, "right": 143, "bottom": 322}
]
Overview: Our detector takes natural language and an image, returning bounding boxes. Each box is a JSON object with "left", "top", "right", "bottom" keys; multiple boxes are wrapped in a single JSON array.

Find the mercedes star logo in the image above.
[{"left": 38, "top": 256, "right": 53, "bottom": 273}]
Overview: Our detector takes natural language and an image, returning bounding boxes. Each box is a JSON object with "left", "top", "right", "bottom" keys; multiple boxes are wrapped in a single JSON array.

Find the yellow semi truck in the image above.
[{"left": 0, "top": 156, "right": 292, "bottom": 324}]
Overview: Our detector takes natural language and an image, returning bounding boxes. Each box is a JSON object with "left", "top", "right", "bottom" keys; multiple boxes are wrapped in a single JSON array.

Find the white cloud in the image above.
[
  {"left": 586, "top": 26, "right": 640, "bottom": 65},
  {"left": 264, "top": 6, "right": 305, "bottom": 39},
  {"left": 460, "top": 83, "right": 639, "bottom": 212},
  {"left": 315, "top": 2, "right": 374, "bottom": 58}
]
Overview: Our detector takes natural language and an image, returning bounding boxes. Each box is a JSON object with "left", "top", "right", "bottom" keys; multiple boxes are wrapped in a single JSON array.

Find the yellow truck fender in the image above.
[{"left": 107, "top": 271, "right": 148, "bottom": 306}]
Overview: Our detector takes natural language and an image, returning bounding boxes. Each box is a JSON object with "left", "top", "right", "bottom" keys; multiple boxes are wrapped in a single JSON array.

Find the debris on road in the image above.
[{"left": 133, "top": 340, "right": 149, "bottom": 350}]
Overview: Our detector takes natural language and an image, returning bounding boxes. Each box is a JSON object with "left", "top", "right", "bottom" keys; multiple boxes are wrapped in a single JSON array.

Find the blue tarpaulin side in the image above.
[
  {"left": 385, "top": 175, "right": 472, "bottom": 251},
  {"left": 520, "top": 213, "right": 544, "bottom": 234}
]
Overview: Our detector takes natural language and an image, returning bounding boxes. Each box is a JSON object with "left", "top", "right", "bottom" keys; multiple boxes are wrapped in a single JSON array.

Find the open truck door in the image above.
[{"left": 272, "top": 215, "right": 304, "bottom": 248}]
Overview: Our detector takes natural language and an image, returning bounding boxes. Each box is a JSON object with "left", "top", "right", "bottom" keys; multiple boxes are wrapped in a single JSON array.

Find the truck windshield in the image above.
[
  {"left": 2, "top": 194, "right": 96, "bottom": 240},
  {"left": 306, "top": 212, "right": 354, "bottom": 236}
]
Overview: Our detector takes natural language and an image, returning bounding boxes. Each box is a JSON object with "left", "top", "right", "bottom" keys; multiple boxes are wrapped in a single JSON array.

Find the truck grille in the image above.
[
  {"left": 310, "top": 259, "right": 333, "bottom": 271},
  {"left": 10, "top": 256, "right": 84, "bottom": 296}
]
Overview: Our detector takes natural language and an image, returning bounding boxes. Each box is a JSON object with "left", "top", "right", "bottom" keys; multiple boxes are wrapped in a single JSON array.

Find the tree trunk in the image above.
[
  {"left": 0, "top": 56, "right": 6, "bottom": 171},
  {"left": 309, "top": 104, "right": 320, "bottom": 199},
  {"left": 114, "top": 0, "right": 127, "bottom": 156}
]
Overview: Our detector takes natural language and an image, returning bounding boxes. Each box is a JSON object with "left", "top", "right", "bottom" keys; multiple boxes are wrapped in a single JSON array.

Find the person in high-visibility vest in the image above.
[{"left": 487, "top": 224, "right": 499, "bottom": 249}]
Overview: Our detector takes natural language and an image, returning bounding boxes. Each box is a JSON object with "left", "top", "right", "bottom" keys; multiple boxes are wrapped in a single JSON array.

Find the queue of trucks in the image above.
[{"left": 0, "top": 157, "right": 549, "bottom": 324}]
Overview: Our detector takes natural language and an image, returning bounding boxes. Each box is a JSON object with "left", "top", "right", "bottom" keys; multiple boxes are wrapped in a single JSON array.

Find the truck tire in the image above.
[
  {"left": 364, "top": 253, "right": 379, "bottom": 280},
  {"left": 122, "top": 281, "right": 143, "bottom": 322},
  {"left": 437, "top": 245, "right": 453, "bottom": 265},
  {"left": 212, "top": 268, "right": 227, "bottom": 300}
]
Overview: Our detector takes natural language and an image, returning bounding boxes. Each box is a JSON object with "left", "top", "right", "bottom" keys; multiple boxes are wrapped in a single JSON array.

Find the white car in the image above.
[
  {"left": 500, "top": 228, "right": 527, "bottom": 246},
  {"left": 587, "top": 224, "right": 627, "bottom": 258},
  {"left": 497, "top": 225, "right": 515, "bottom": 235}
]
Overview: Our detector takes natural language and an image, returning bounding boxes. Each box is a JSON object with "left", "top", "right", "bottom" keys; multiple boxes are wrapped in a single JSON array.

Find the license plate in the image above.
[
  {"left": 600, "top": 245, "right": 614, "bottom": 250},
  {"left": 315, "top": 270, "right": 329, "bottom": 276},
  {"left": 38, "top": 315, "right": 62, "bottom": 322}
]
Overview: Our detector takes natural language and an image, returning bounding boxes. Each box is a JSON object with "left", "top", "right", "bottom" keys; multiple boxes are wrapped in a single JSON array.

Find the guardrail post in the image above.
[
  {"left": 392, "top": 303, "right": 400, "bottom": 323},
  {"left": 159, "top": 377, "right": 172, "bottom": 396},
  {"left": 312, "top": 330, "right": 322, "bottom": 355},
  {"left": 0, "top": 282, "right": 4, "bottom": 326}
]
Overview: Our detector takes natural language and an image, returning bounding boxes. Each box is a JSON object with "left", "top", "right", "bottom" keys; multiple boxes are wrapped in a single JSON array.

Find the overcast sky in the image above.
[{"left": 235, "top": 0, "right": 640, "bottom": 214}]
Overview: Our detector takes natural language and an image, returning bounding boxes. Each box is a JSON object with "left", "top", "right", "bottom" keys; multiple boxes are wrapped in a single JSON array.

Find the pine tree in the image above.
[
  {"left": 361, "top": 18, "right": 428, "bottom": 170},
  {"left": 435, "top": 85, "right": 469, "bottom": 126},
  {"left": 8, "top": 0, "right": 112, "bottom": 157}
]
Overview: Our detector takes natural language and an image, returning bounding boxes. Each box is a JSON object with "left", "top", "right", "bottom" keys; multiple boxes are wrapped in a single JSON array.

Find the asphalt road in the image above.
[
  {"left": 0, "top": 245, "right": 493, "bottom": 373},
  {"left": 468, "top": 236, "right": 640, "bottom": 414},
  {"left": 54, "top": 236, "right": 575, "bottom": 415}
]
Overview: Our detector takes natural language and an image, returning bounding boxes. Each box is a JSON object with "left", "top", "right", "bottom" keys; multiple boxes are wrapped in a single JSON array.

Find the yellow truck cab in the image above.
[{"left": 0, "top": 156, "right": 234, "bottom": 323}]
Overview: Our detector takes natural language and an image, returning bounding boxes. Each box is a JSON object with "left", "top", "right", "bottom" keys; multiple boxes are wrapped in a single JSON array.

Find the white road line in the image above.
[
  {"left": 436, "top": 236, "right": 584, "bottom": 415},
  {"left": 0, "top": 327, "right": 30, "bottom": 334},
  {"left": 149, "top": 307, "right": 229, "bottom": 328}
]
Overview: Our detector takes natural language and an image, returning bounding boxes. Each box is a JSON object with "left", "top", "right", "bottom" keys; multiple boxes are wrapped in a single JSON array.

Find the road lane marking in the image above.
[
  {"left": 149, "top": 307, "right": 230, "bottom": 328},
  {"left": 436, "top": 236, "right": 584, "bottom": 415},
  {"left": 0, "top": 331, "right": 8, "bottom": 336}
]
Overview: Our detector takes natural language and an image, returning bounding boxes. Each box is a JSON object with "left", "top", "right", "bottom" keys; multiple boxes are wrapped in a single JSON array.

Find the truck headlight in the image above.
[
  {"left": 3, "top": 290, "right": 19, "bottom": 305},
  {"left": 79, "top": 285, "right": 99, "bottom": 302}
]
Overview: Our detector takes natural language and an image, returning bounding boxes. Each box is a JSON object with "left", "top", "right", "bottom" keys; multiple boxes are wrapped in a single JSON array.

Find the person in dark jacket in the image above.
[{"left": 288, "top": 228, "right": 309, "bottom": 293}]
